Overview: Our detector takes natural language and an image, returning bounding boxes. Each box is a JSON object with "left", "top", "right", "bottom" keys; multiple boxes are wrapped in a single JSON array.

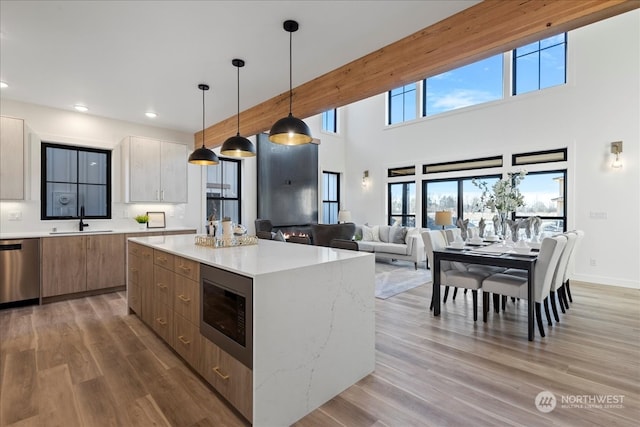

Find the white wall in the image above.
[
  {"left": 0, "top": 99, "right": 204, "bottom": 233},
  {"left": 342, "top": 10, "right": 639, "bottom": 289}
]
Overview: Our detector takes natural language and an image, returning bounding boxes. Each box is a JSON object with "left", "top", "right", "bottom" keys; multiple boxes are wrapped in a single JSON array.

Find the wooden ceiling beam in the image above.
[{"left": 196, "top": 0, "right": 639, "bottom": 148}]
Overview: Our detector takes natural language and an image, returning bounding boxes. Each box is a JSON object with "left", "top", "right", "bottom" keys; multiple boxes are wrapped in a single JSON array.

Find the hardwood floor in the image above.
[{"left": 1, "top": 281, "right": 638, "bottom": 426}]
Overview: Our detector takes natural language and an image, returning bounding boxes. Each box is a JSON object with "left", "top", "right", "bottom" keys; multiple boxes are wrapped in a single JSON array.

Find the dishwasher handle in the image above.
[{"left": 0, "top": 243, "right": 22, "bottom": 251}]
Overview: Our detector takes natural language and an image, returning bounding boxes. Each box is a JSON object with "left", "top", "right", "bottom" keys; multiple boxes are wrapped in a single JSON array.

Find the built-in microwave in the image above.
[{"left": 200, "top": 264, "right": 253, "bottom": 369}]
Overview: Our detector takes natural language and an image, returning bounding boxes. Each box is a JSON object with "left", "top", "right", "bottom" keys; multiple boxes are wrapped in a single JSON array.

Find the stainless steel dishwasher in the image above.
[{"left": 0, "top": 239, "right": 40, "bottom": 305}]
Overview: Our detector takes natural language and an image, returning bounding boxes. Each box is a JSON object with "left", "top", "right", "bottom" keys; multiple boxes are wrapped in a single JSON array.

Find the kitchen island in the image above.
[{"left": 127, "top": 234, "right": 375, "bottom": 426}]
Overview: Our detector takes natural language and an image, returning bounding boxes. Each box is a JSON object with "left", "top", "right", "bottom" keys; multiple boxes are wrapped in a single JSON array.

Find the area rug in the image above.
[{"left": 375, "top": 260, "right": 431, "bottom": 299}]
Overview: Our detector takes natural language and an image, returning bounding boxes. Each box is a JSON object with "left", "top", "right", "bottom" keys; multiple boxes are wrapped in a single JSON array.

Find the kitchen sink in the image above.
[{"left": 49, "top": 229, "right": 113, "bottom": 235}]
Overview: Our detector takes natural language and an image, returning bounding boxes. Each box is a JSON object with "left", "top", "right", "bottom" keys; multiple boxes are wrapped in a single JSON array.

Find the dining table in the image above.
[{"left": 432, "top": 241, "right": 539, "bottom": 341}]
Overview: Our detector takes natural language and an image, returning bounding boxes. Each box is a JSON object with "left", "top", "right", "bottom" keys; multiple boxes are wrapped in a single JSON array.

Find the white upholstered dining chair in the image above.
[
  {"left": 481, "top": 235, "right": 567, "bottom": 337},
  {"left": 549, "top": 231, "right": 577, "bottom": 322},
  {"left": 422, "top": 230, "right": 489, "bottom": 321}
]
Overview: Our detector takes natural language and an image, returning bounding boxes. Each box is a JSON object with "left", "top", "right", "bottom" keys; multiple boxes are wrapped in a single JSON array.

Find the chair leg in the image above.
[
  {"left": 501, "top": 295, "right": 506, "bottom": 311},
  {"left": 464, "top": 289, "right": 468, "bottom": 295},
  {"left": 483, "top": 292, "right": 489, "bottom": 322},
  {"left": 414, "top": 262, "right": 418, "bottom": 270},
  {"left": 543, "top": 297, "right": 552, "bottom": 326},
  {"left": 443, "top": 286, "right": 450, "bottom": 303},
  {"left": 566, "top": 279, "right": 573, "bottom": 303},
  {"left": 472, "top": 290, "right": 478, "bottom": 321},
  {"left": 558, "top": 288, "right": 566, "bottom": 313},
  {"left": 560, "top": 286, "right": 570, "bottom": 310},
  {"left": 452, "top": 287, "right": 458, "bottom": 300},
  {"left": 430, "top": 297, "right": 433, "bottom": 311},
  {"left": 550, "top": 291, "right": 560, "bottom": 322},
  {"left": 535, "top": 302, "right": 546, "bottom": 337},
  {"left": 493, "top": 294, "right": 500, "bottom": 313}
]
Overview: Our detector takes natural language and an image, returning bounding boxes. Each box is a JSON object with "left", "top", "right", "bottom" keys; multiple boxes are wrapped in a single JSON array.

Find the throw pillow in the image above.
[
  {"left": 390, "top": 225, "right": 407, "bottom": 244},
  {"left": 362, "top": 224, "right": 380, "bottom": 241},
  {"left": 274, "top": 230, "right": 286, "bottom": 242},
  {"left": 378, "top": 225, "right": 391, "bottom": 243}
]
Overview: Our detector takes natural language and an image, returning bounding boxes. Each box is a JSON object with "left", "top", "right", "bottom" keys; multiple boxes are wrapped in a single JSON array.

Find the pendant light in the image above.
[
  {"left": 269, "top": 20, "right": 313, "bottom": 145},
  {"left": 220, "top": 59, "right": 256, "bottom": 157},
  {"left": 188, "top": 84, "right": 219, "bottom": 165}
]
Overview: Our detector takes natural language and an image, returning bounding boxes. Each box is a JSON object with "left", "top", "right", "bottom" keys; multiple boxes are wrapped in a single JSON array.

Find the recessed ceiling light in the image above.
[
  {"left": 0, "top": 81, "right": 8, "bottom": 89},
  {"left": 74, "top": 104, "right": 89, "bottom": 112},
  {"left": 145, "top": 111, "right": 157, "bottom": 118}
]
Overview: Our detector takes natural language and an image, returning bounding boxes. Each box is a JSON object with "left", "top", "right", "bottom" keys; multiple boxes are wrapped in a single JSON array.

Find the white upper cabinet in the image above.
[
  {"left": 121, "top": 136, "right": 188, "bottom": 203},
  {"left": 0, "top": 116, "right": 26, "bottom": 200}
]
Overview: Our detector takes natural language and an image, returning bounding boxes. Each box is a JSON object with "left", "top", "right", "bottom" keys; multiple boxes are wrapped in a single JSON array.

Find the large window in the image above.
[
  {"left": 422, "top": 175, "right": 500, "bottom": 230},
  {"left": 515, "top": 170, "right": 567, "bottom": 232},
  {"left": 388, "top": 181, "right": 416, "bottom": 226},
  {"left": 513, "top": 33, "right": 567, "bottom": 95},
  {"left": 322, "top": 109, "right": 337, "bottom": 133},
  {"left": 322, "top": 171, "right": 340, "bottom": 224},
  {"left": 41, "top": 142, "right": 111, "bottom": 220},
  {"left": 424, "top": 54, "right": 503, "bottom": 116},
  {"left": 388, "top": 83, "right": 417, "bottom": 125},
  {"left": 206, "top": 158, "right": 241, "bottom": 224}
]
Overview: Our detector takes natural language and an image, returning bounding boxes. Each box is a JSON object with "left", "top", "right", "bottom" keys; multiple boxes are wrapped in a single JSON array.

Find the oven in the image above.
[{"left": 200, "top": 264, "right": 253, "bottom": 369}]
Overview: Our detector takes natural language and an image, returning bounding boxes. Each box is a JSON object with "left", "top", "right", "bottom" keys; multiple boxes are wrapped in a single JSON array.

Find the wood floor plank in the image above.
[
  {"left": 124, "top": 394, "right": 172, "bottom": 427},
  {"left": 74, "top": 376, "right": 128, "bottom": 427},
  {"left": 35, "top": 364, "right": 83, "bottom": 427},
  {"left": 0, "top": 349, "right": 38, "bottom": 425}
]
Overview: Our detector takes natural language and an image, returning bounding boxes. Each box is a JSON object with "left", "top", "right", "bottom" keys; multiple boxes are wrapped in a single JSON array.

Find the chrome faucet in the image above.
[{"left": 79, "top": 206, "right": 89, "bottom": 231}]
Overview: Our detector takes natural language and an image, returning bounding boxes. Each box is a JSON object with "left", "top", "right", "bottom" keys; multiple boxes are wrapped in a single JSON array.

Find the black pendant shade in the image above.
[
  {"left": 269, "top": 20, "right": 312, "bottom": 145},
  {"left": 189, "top": 83, "right": 219, "bottom": 165},
  {"left": 221, "top": 59, "right": 256, "bottom": 157}
]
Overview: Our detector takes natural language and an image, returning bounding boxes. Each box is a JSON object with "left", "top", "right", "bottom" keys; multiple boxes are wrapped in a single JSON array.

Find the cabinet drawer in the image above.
[
  {"left": 199, "top": 336, "right": 220, "bottom": 386},
  {"left": 152, "top": 301, "right": 173, "bottom": 345},
  {"left": 173, "top": 314, "right": 201, "bottom": 368},
  {"left": 216, "top": 349, "right": 253, "bottom": 421},
  {"left": 128, "top": 282, "right": 141, "bottom": 314},
  {"left": 129, "top": 242, "right": 152, "bottom": 259},
  {"left": 174, "top": 275, "right": 199, "bottom": 324},
  {"left": 175, "top": 256, "right": 199, "bottom": 281},
  {"left": 153, "top": 265, "right": 174, "bottom": 308},
  {"left": 128, "top": 254, "right": 140, "bottom": 285},
  {"left": 154, "top": 249, "right": 174, "bottom": 269}
]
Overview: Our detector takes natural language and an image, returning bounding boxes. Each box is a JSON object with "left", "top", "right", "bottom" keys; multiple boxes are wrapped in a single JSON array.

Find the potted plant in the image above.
[{"left": 134, "top": 214, "right": 149, "bottom": 230}]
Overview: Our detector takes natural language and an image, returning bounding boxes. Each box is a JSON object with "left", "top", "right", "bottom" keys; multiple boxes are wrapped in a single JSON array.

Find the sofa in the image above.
[
  {"left": 310, "top": 223, "right": 357, "bottom": 247},
  {"left": 355, "top": 224, "right": 424, "bottom": 269}
]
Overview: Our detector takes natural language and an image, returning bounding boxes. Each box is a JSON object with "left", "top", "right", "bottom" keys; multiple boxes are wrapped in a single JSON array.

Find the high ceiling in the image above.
[{"left": 0, "top": 0, "right": 479, "bottom": 133}]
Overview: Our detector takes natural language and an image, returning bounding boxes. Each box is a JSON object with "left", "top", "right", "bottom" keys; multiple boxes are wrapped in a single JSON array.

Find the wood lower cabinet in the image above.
[
  {"left": 41, "top": 236, "right": 86, "bottom": 297},
  {"left": 127, "top": 245, "right": 252, "bottom": 422},
  {"left": 200, "top": 335, "right": 253, "bottom": 421},
  {"left": 42, "top": 234, "right": 125, "bottom": 297}
]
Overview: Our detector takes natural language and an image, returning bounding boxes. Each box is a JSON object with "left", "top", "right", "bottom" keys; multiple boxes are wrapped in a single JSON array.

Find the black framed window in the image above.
[
  {"left": 514, "top": 169, "right": 567, "bottom": 233},
  {"left": 388, "top": 83, "right": 417, "bottom": 125},
  {"left": 206, "top": 158, "right": 241, "bottom": 224},
  {"left": 388, "top": 181, "right": 416, "bottom": 226},
  {"left": 322, "top": 109, "right": 337, "bottom": 133},
  {"left": 513, "top": 33, "right": 567, "bottom": 95},
  {"left": 41, "top": 142, "right": 111, "bottom": 220},
  {"left": 422, "top": 174, "right": 501, "bottom": 230},
  {"left": 322, "top": 171, "right": 340, "bottom": 224}
]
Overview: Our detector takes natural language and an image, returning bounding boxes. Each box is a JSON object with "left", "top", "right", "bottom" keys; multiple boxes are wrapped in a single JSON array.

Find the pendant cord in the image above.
[
  {"left": 289, "top": 29, "right": 293, "bottom": 115},
  {"left": 237, "top": 65, "right": 241, "bottom": 135},
  {"left": 202, "top": 87, "right": 206, "bottom": 148}
]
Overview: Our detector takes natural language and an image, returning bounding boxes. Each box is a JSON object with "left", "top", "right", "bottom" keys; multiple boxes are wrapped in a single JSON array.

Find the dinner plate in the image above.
[{"left": 446, "top": 245, "right": 466, "bottom": 250}]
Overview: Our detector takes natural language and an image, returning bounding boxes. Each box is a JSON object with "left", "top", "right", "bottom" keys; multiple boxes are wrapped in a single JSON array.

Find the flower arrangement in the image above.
[
  {"left": 473, "top": 170, "right": 527, "bottom": 214},
  {"left": 134, "top": 214, "right": 149, "bottom": 224}
]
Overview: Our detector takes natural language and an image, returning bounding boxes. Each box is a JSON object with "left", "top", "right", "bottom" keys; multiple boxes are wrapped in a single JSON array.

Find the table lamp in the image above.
[
  {"left": 434, "top": 211, "right": 453, "bottom": 230},
  {"left": 338, "top": 210, "right": 352, "bottom": 224}
]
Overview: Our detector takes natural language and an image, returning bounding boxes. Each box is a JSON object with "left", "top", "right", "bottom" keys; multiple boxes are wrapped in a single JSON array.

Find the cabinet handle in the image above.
[
  {"left": 130, "top": 268, "right": 138, "bottom": 272},
  {"left": 143, "top": 253, "right": 151, "bottom": 258},
  {"left": 156, "top": 283, "right": 167, "bottom": 289},
  {"left": 178, "top": 335, "right": 191, "bottom": 345},
  {"left": 178, "top": 294, "right": 190, "bottom": 303},
  {"left": 178, "top": 265, "right": 191, "bottom": 273},
  {"left": 156, "top": 189, "right": 160, "bottom": 200},
  {"left": 157, "top": 256, "right": 167, "bottom": 262},
  {"left": 155, "top": 317, "right": 167, "bottom": 326},
  {"left": 213, "top": 366, "right": 229, "bottom": 380},
  {"left": 161, "top": 190, "right": 165, "bottom": 201},
  {"left": 87, "top": 237, "right": 91, "bottom": 250}
]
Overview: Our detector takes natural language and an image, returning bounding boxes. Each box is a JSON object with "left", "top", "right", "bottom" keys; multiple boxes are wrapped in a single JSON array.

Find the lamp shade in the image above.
[
  {"left": 338, "top": 210, "right": 352, "bottom": 223},
  {"left": 221, "top": 134, "right": 256, "bottom": 157},
  {"left": 434, "top": 211, "right": 453, "bottom": 227},
  {"left": 269, "top": 113, "right": 313, "bottom": 145},
  {"left": 188, "top": 146, "right": 218, "bottom": 165}
]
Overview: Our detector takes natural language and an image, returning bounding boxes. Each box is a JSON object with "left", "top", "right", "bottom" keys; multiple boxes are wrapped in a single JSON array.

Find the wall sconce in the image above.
[
  {"left": 362, "top": 170, "right": 369, "bottom": 187},
  {"left": 611, "top": 141, "right": 623, "bottom": 168}
]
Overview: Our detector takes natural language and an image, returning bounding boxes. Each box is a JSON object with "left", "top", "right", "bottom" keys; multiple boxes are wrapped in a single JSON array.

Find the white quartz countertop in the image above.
[
  {"left": 0, "top": 227, "right": 196, "bottom": 240},
  {"left": 129, "top": 234, "right": 372, "bottom": 278}
]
